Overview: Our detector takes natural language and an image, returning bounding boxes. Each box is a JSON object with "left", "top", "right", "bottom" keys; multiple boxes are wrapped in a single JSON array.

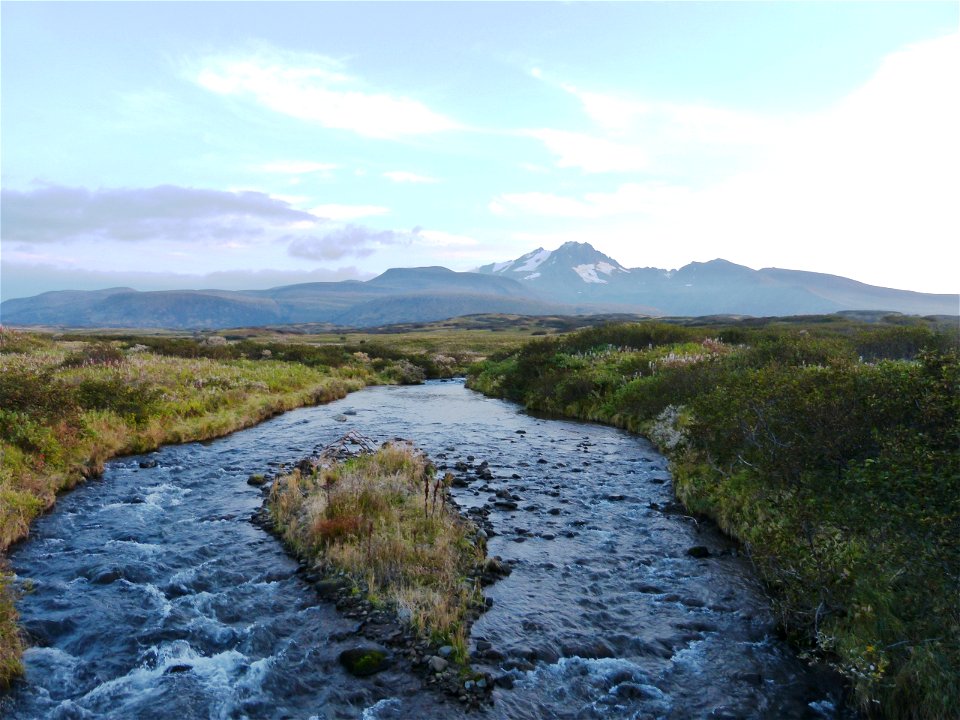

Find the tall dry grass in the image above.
[{"left": 269, "top": 442, "right": 483, "bottom": 654}]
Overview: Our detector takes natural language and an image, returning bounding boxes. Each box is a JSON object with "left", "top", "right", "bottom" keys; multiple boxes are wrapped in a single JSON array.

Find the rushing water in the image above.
[{"left": 2, "top": 381, "right": 847, "bottom": 719}]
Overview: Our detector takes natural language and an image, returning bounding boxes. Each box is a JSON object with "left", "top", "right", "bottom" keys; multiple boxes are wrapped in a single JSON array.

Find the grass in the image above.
[
  {"left": 268, "top": 442, "right": 485, "bottom": 659},
  {"left": 0, "top": 334, "right": 377, "bottom": 547},
  {"left": 0, "top": 567, "right": 22, "bottom": 689},
  {"left": 196, "top": 313, "right": 659, "bottom": 373}
]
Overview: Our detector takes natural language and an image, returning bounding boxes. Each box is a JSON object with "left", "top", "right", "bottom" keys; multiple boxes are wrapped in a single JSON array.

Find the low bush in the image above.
[
  {"left": 61, "top": 342, "right": 125, "bottom": 368},
  {"left": 75, "top": 377, "right": 163, "bottom": 426}
]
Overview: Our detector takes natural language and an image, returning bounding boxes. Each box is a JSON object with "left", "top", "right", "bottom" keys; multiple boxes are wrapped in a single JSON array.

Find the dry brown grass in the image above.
[{"left": 269, "top": 442, "right": 483, "bottom": 652}]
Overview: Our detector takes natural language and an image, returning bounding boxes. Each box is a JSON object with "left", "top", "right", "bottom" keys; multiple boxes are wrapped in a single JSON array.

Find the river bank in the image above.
[{"left": 466, "top": 322, "right": 959, "bottom": 719}]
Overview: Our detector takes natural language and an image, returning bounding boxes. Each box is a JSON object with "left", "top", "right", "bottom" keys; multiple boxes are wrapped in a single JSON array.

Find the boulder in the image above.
[{"left": 428, "top": 655, "right": 449, "bottom": 673}]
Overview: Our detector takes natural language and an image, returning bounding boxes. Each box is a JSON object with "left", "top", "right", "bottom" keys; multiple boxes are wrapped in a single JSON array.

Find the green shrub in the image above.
[
  {"left": 61, "top": 342, "right": 125, "bottom": 367},
  {"left": 75, "top": 377, "right": 163, "bottom": 426},
  {"left": 0, "top": 368, "right": 77, "bottom": 421},
  {"left": 854, "top": 326, "right": 956, "bottom": 362}
]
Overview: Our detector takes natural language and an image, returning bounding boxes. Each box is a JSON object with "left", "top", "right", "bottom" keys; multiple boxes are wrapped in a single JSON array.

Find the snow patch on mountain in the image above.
[
  {"left": 513, "top": 248, "right": 552, "bottom": 273},
  {"left": 596, "top": 261, "right": 627, "bottom": 275},
  {"left": 524, "top": 272, "right": 541, "bottom": 280},
  {"left": 571, "top": 261, "right": 628, "bottom": 284},
  {"left": 573, "top": 264, "right": 609, "bottom": 284}
]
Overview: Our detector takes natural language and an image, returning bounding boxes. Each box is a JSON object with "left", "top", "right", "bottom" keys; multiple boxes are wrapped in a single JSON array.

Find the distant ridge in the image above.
[{"left": 2, "top": 244, "right": 956, "bottom": 328}]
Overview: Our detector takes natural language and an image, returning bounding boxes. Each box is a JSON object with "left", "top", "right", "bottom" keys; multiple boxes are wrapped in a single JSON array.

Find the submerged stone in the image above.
[{"left": 338, "top": 647, "right": 390, "bottom": 677}]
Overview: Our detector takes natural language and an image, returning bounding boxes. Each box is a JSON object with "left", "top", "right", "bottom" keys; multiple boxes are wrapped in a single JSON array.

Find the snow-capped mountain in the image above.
[
  {"left": 477, "top": 242, "right": 958, "bottom": 316},
  {"left": 477, "top": 242, "right": 635, "bottom": 299}
]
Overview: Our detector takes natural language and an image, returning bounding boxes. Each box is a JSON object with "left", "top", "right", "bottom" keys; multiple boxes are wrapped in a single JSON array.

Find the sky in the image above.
[{"left": 2, "top": 1, "right": 958, "bottom": 302}]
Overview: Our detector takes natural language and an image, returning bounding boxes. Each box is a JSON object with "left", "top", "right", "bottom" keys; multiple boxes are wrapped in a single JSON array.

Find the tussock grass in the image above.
[{"left": 268, "top": 442, "right": 484, "bottom": 655}]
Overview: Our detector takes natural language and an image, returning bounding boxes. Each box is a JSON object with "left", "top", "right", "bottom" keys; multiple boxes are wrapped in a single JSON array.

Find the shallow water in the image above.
[{"left": 2, "top": 381, "right": 846, "bottom": 719}]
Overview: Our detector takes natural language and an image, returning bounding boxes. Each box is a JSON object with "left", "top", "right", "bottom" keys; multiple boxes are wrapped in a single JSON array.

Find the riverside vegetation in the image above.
[
  {"left": 468, "top": 317, "right": 959, "bottom": 719},
  {"left": 0, "top": 327, "right": 497, "bottom": 689},
  {"left": 3, "top": 314, "right": 957, "bottom": 713}
]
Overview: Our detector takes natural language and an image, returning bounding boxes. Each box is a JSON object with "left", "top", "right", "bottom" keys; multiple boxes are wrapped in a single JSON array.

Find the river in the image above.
[{"left": 1, "top": 380, "right": 847, "bottom": 719}]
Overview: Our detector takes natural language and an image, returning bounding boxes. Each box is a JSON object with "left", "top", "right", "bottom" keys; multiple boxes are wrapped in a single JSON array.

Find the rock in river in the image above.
[{"left": 339, "top": 647, "right": 390, "bottom": 677}]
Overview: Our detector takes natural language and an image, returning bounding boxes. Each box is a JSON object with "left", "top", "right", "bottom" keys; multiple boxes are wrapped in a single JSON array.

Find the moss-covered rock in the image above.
[{"left": 338, "top": 647, "right": 390, "bottom": 677}]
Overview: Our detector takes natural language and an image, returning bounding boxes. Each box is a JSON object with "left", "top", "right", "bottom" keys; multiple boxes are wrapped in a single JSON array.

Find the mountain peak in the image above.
[{"left": 675, "top": 258, "right": 755, "bottom": 280}]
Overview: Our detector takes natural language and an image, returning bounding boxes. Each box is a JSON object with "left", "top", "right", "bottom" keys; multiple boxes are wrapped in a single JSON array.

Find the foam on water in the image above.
[{"left": 361, "top": 698, "right": 403, "bottom": 719}]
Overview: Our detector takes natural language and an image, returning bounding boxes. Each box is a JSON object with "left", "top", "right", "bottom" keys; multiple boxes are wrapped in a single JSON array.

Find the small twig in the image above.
[{"left": 884, "top": 637, "right": 943, "bottom": 651}]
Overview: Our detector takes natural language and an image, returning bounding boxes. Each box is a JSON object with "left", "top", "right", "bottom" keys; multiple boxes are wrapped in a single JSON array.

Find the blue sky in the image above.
[{"left": 2, "top": 1, "right": 958, "bottom": 301}]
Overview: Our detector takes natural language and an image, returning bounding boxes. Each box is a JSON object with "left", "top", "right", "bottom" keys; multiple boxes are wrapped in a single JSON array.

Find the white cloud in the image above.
[
  {"left": 565, "top": 85, "right": 780, "bottom": 146},
  {"left": 415, "top": 229, "right": 479, "bottom": 247},
  {"left": 193, "top": 47, "right": 459, "bottom": 139},
  {"left": 490, "top": 183, "right": 691, "bottom": 219},
  {"left": 518, "top": 162, "right": 551, "bottom": 174},
  {"left": 287, "top": 225, "right": 411, "bottom": 261},
  {"left": 527, "top": 129, "right": 649, "bottom": 173},
  {"left": 527, "top": 75, "right": 783, "bottom": 175},
  {"left": 0, "top": 184, "right": 316, "bottom": 244},
  {"left": 561, "top": 86, "right": 648, "bottom": 136},
  {"left": 310, "top": 204, "right": 390, "bottom": 221},
  {"left": 383, "top": 171, "right": 439, "bottom": 184},
  {"left": 256, "top": 160, "right": 338, "bottom": 174},
  {"left": 0, "top": 184, "right": 417, "bottom": 285},
  {"left": 667, "top": 32, "right": 960, "bottom": 290},
  {"left": 268, "top": 193, "right": 311, "bottom": 206}
]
